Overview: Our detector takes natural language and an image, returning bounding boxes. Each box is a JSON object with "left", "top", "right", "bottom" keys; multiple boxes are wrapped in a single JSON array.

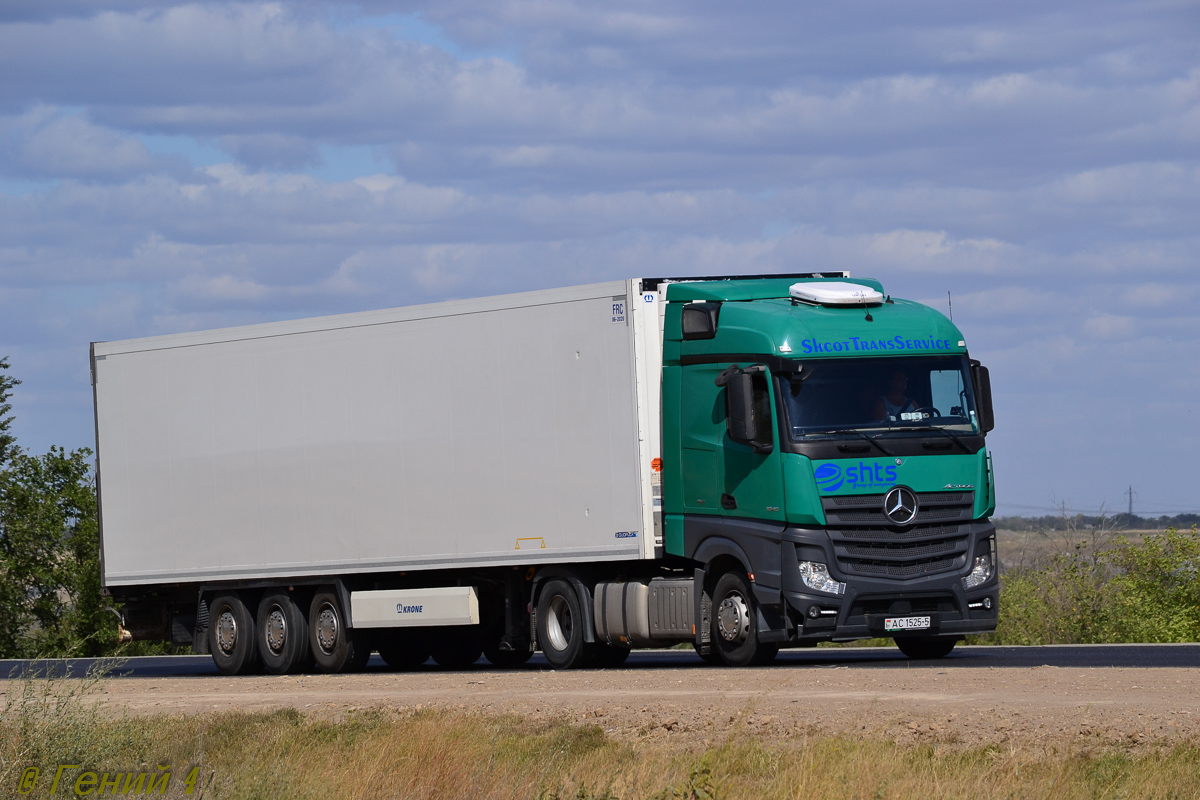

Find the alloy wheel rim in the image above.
[
  {"left": 265, "top": 606, "right": 287, "bottom": 654},
  {"left": 545, "top": 595, "right": 573, "bottom": 652},
  {"left": 717, "top": 592, "right": 750, "bottom": 643},
  {"left": 215, "top": 609, "right": 238, "bottom": 655},
  {"left": 316, "top": 604, "right": 339, "bottom": 655}
]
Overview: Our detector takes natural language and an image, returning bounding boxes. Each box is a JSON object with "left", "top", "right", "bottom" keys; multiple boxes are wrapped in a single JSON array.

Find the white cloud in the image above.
[
  {"left": 0, "top": 107, "right": 159, "bottom": 180},
  {"left": 0, "top": 0, "right": 1198, "bottom": 513}
]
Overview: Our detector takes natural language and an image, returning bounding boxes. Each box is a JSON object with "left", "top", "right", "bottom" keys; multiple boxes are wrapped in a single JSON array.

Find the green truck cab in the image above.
[{"left": 659, "top": 275, "right": 997, "bottom": 664}]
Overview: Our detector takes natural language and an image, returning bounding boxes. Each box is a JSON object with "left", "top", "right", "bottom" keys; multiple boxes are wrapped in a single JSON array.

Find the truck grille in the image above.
[{"left": 822, "top": 492, "right": 975, "bottom": 579}]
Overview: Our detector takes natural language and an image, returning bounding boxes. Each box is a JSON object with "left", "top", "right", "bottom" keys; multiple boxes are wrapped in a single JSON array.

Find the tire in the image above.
[
  {"left": 309, "top": 591, "right": 370, "bottom": 673},
  {"left": 378, "top": 629, "right": 432, "bottom": 670},
  {"left": 537, "top": 579, "right": 590, "bottom": 670},
  {"left": 895, "top": 636, "right": 958, "bottom": 659},
  {"left": 710, "top": 571, "right": 770, "bottom": 667},
  {"left": 429, "top": 628, "right": 483, "bottom": 669},
  {"left": 256, "top": 592, "right": 310, "bottom": 675},
  {"left": 209, "top": 593, "right": 260, "bottom": 676},
  {"left": 483, "top": 641, "right": 534, "bottom": 668},
  {"left": 588, "top": 643, "right": 631, "bottom": 669}
]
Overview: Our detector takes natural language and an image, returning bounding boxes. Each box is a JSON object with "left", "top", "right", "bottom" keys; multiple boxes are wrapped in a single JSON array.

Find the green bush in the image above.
[{"left": 980, "top": 527, "right": 1200, "bottom": 645}]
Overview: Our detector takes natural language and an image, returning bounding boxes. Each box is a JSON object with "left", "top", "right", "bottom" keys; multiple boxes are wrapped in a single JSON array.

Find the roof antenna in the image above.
[
  {"left": 862, "top": 297, "right": 873, "bottom": 322},
  {"left": 947, "top": 291, "right": 953, "bottom": 322}
]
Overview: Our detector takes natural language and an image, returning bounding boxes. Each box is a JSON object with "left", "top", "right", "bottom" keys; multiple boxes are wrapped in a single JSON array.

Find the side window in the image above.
[{"left": 751, "top": 372, "right": 772, "bottom": 437}]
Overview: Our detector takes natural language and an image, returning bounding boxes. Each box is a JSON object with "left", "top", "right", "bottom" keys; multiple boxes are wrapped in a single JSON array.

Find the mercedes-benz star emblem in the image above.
[{"left": 883, "top": 486, "right": 919, "bottom": 525}]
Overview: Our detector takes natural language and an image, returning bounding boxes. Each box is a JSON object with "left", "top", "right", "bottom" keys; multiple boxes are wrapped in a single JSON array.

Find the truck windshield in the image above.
[{"left": 779, "top": 355, "right": 979, "bottom": 437}]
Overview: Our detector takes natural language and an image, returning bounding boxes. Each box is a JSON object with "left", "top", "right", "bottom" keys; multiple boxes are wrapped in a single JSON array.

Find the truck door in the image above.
[{"left": 720, "top": 367, "right": 786, "bottom": 524}]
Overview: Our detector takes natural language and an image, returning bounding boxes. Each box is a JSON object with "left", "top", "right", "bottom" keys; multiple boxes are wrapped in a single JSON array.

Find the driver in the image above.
[{"left": 873, "top": 370, "right": 917, "bottom": 421}]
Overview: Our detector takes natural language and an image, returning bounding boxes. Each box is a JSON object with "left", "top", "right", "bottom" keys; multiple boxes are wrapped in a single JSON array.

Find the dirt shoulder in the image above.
[{"left": 9, "top": 658, "right": 1198, "bottom": 752}]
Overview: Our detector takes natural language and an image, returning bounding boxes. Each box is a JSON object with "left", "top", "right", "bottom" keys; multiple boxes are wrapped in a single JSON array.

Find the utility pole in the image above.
[{"left": 1124, "top": 485, "right": 1137, "bottom": 518}]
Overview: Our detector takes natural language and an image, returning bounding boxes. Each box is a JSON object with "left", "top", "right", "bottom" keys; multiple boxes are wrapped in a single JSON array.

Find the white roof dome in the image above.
[{"left": 790, "top": 281, "right": 884, "bottom": 306}]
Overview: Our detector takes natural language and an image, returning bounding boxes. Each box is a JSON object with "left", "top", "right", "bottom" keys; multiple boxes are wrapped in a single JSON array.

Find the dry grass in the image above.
[{"left": 4, "top": 671, "right": 1200, "bottom": 800}]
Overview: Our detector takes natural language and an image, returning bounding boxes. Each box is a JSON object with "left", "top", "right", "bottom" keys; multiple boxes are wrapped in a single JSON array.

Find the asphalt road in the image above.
[{"left": 2, "top": 643, "right": 1195, "bottom": 679}]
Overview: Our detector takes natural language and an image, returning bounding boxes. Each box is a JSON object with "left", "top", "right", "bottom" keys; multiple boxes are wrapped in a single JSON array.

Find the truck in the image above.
[{"left": 91, "top": 272, "right": 997, "bottom": 674}]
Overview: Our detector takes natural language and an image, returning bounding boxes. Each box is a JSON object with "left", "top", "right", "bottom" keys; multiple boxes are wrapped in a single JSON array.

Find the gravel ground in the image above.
[{"left": 18, "top": 660, "right": 1199, "bottom": 752}]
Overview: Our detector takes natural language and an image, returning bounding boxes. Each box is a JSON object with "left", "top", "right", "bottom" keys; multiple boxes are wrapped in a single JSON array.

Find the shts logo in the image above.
[{"left": 814, "top": 461, "right": 899, "bottom": 492}]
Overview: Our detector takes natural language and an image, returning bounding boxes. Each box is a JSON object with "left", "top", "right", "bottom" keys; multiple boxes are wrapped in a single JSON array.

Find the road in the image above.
[
  {"left": 2, "top": 643, "right": 1196, "bottom": 680},
  {"left": 4, "top": 645, "right": 1197, "bottom": 751}
]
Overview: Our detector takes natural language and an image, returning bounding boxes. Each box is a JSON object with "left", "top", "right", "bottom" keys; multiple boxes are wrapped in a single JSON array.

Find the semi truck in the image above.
[{"left": 91, "top": 273, "right": 998, "bottom": 674}]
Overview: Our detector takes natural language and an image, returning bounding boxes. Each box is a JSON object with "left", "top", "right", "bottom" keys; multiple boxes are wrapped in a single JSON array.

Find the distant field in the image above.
[{"left": 995, "top": 527, "right": 1153, "bottom": 571}]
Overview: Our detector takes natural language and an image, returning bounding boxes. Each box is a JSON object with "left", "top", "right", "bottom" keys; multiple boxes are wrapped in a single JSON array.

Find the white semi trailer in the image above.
[{"left": 93, "top": 273, "right": 998, "bottom": 674}]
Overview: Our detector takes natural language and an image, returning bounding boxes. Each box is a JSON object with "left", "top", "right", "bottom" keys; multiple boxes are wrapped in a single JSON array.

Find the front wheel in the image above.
[
  {"left": 711, "top": 571, "right": 771, "bottom": 667},
  {"left": 537, "top": 580, "right": 590, "bottom": 670},
  {"left": 895, "top": 636, "right": 958, "bottom": 659}
]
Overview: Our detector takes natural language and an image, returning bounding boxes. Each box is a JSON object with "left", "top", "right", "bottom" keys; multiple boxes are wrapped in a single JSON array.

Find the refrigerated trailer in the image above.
[{"left": 92, "top": 273, "right": 999, "bottom": 674}]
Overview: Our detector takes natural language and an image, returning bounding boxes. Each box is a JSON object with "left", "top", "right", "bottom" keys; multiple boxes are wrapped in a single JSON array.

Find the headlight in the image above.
[
  {"left": 799, "top": 561, "right": 846, "bottom": 595},
  {"left": 962, "top": 554, "right": 993, "bottom": 589}
]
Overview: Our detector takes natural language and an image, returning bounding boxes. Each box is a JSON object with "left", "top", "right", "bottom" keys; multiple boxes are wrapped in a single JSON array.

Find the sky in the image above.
[{"left": 1, "top": 0, "right": 1198, "bottom": 518}]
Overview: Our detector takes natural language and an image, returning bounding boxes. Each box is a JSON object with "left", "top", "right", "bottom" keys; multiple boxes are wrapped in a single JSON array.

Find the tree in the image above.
[
  {"left": 0, "top": 356, "right": 20, "bottom": 468},
  {"left": 0, "top": 358, "right": 114, "bottom": 657}
]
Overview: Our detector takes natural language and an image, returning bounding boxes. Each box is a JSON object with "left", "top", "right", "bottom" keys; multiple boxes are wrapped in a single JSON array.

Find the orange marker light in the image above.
[{"left": 651, "top": 457, "right": 663, "bottom": 472}]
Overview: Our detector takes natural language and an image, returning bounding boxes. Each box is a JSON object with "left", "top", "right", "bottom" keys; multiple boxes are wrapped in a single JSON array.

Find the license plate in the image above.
[{"left": 884, "top": 616, "right": 931, "bottom": 632}]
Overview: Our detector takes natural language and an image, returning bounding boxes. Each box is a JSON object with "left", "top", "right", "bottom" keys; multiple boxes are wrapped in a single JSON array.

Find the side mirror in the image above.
[
  {"left": 969, "top": 361, "right": 995, "bottom": 434},
  {"left": 715, "top": 365, "right": 774, "bottom": 453}
]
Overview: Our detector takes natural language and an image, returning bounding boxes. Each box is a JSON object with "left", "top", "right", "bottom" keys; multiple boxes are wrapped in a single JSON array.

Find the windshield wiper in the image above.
[
  {"left": 823, "top": 429, "right": 895, "bottom": 457},
  {"left": 881, "top": 425, "right": 973, "bottom": 453}
]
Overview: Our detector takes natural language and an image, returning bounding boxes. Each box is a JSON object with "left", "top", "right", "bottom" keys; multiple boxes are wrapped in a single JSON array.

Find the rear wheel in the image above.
[
  {"left": 256, "top": 592, "right": 310, "bottom": 675},
  {"left": 209, "top": 593, "right": 260, "bottom": 676},
  {"left": 537, "top": 579, "right": 590, "bottom": 670},
  {"left": 895, "top": 636, "right": 957, "bottom": 659},
  {"left": 309, "top": 591, "right": 370, "bottom": 673},
  {"left": 711, "top": 571, "right": 770, "bottom": 667}
]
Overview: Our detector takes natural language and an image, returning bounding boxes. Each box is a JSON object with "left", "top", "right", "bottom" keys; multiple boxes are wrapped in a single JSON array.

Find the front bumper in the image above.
[{"left": 773, "top": 520, "right": 999, "bottom": 643}]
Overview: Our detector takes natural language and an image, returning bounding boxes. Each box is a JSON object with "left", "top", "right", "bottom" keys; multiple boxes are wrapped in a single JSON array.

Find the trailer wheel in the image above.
[
  {"left": 711, "top": 571, "right": 770, "bottom": 667},
  {"left": 378, "top": 630, "right": 432, "bottom": 670},
  {"left": 895, "top": 636, "right": 957, "bottom": 659},
  {"left": 309, "top": 591, "right": 370, "bottom": 673},
  {"left": 256, "top": 592, "right": 310, "bottom": 675},
  {"left": 537, "top": 579, "right": 589, "bottom": 670},
  {"left": 209, "top": 593, "right": 260, "bottom": 676}
]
